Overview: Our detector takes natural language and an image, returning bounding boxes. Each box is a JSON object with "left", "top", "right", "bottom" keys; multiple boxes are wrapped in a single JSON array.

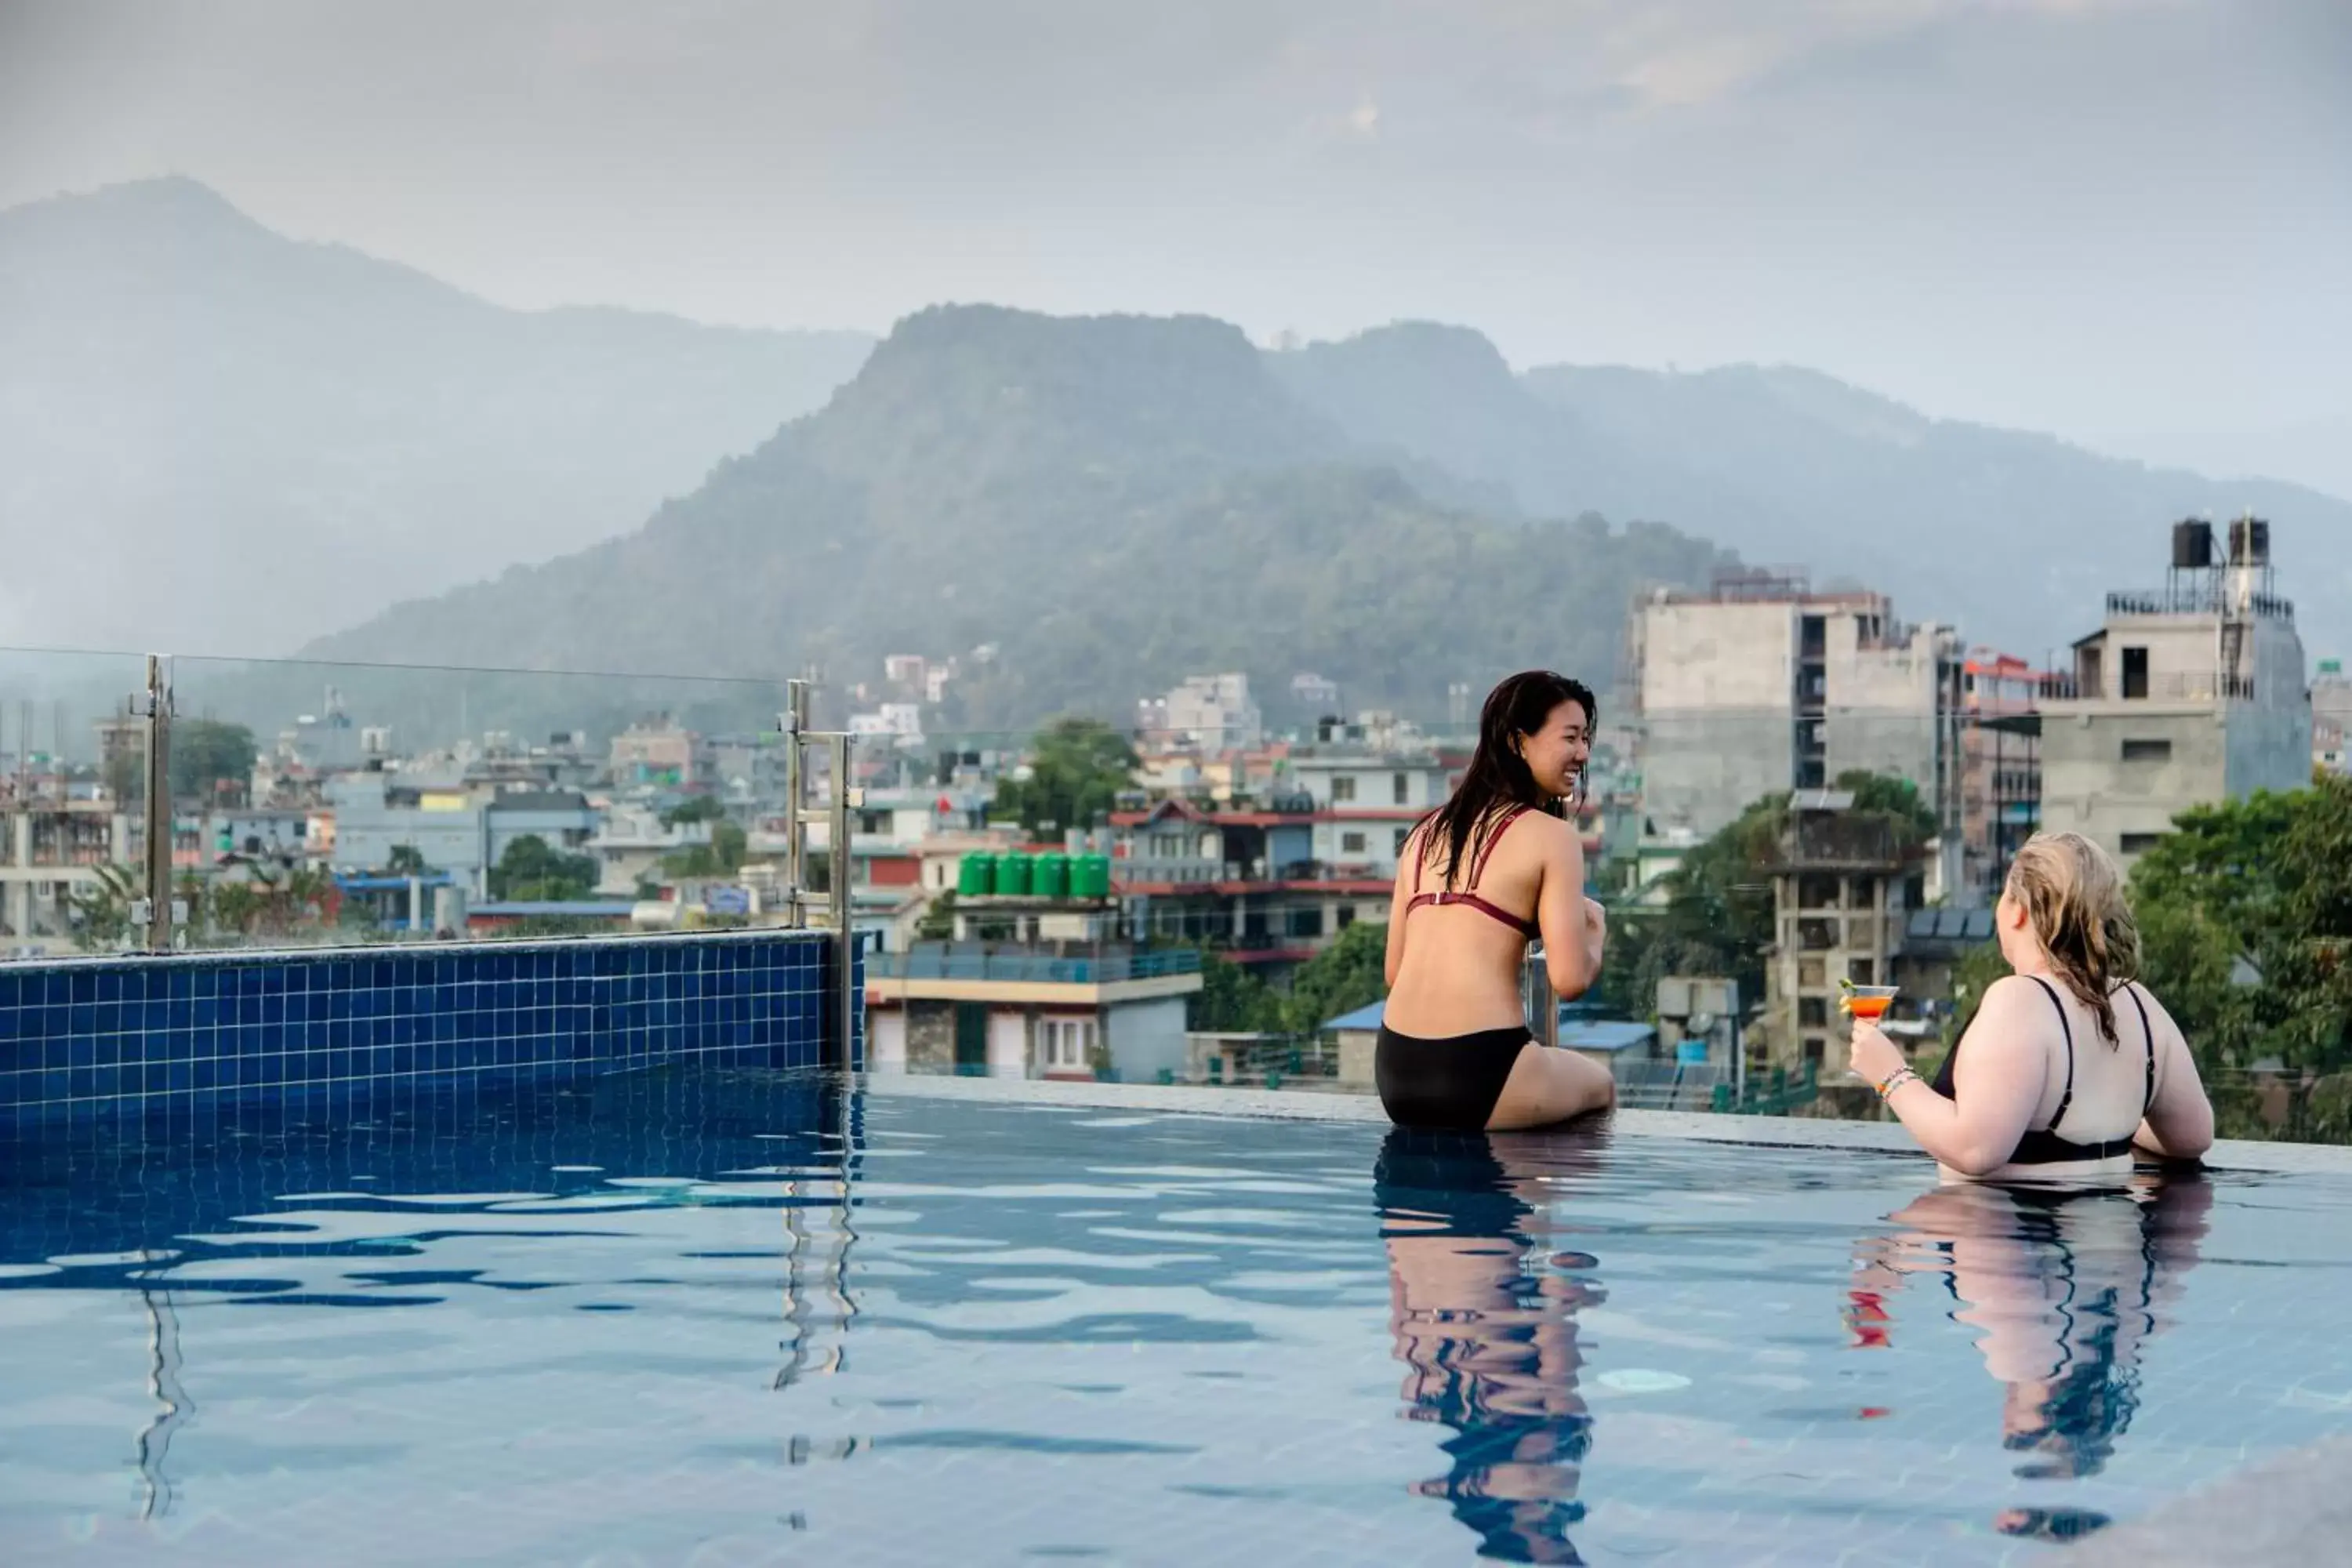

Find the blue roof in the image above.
[
  {"left": 1559, "top": 1020, "right": 1657, "bottom": 1054},
  {"left": 1322, "top": 1001, "right": 1389, "bottom": 1032}
]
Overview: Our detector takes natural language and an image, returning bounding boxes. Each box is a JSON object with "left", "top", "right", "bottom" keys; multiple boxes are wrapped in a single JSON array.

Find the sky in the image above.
[{"left": 3, "top": 0, "right": 2347, "bottom": 481}]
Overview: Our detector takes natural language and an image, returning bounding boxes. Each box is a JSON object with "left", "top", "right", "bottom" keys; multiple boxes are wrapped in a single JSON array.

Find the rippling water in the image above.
[{"left": 3, "top": 1069, "right": 2351, "bottom": 1565}]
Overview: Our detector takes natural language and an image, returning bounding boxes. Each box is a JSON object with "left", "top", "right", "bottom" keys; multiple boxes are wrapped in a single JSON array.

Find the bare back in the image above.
[{"left": 1384, "top": 811, "right": 1581, "bottom": 1036}]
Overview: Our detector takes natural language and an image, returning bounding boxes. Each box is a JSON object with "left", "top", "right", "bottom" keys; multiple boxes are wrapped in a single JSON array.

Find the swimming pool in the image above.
[{"left": 4, "top": 1069, "right": 2349, "bottom": 1565}]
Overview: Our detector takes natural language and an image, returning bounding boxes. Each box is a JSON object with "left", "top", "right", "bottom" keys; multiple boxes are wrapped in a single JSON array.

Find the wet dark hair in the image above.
[{"left": 1417, "top": 671, "right": 1595, "bottom": 891}]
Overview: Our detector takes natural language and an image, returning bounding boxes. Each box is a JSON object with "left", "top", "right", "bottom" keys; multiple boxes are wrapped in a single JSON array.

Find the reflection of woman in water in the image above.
[
  {"left": 1375, "top": 1126, "right": 1604, "bottom": 1564},
  {"left": 1848, "top": 1173, "right": 2213, "bottom": 1541}
]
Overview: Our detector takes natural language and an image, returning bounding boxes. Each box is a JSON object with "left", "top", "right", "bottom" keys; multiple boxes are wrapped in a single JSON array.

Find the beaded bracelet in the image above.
[{"left": 1875, "top": 1067, "right": 1920, "bottom": 1101}]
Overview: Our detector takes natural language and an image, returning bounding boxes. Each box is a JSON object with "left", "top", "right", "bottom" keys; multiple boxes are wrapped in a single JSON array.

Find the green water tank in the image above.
[
  {"left": 1033, "top": 852, "right": 1070, "bottom": 901},
  {"left": 1073, "top": 854, "right": 1111, "bottom": 900},
  {"left": 995, "top": 853, "right": 1033, "bottom": 898},
  {"left": 956, "top": 854, "right": 993, "bottom": 897}
]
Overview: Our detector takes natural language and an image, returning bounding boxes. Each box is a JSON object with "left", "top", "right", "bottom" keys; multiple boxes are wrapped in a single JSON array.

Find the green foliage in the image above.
[
  {"left": 994, "top": 718, "right": 1138, "bottom": 834},
  {"left": 386, "top": 844, "right": 428, "bottom": 877},
  {"left": 2129, "top": 774, "right": 2352, "bottom": 1080},
  {"left": 1280, "top": 920, "right": 1390, "bottom": 1035},
  {"left": 1189, "top": 947, "right": 1284, "bottom": 1033},
  {"left": 661, "top": 796, "right": 727, "bottom": 826},
  {"left": 68, "top": 862, "right": 140, "bottom": 951},
  {"left": 660, "top": 821, "right": 748, "bottom": 880},
  {"left": 490, "top": 834, "right": 600, "bottom": 902},
  {"left": 169, "top": 720, "right": 256, "bottom": 804},
  {"left": 916, "top": 891, "right": 957, "bottom": 942}
]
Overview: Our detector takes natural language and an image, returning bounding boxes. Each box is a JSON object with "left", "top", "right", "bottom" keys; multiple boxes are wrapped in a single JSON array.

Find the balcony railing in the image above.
[
  {"left": 2107, "top": 586, "right": 2296, "bottom": 621},
  {"left": 870, "top": 946, "right": 1203, "bottom": 984}
]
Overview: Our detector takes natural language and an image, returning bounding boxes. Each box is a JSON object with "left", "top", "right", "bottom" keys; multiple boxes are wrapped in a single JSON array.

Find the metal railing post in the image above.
[
  {"left": 1523, "top": 946, "right": 1559, "bottom": 1049},
  {"left": 829, "top": 732, "right": 855, "bottom": 1071},
  {"left": 781, "top": 679, "right": 809, "bottom": 929},
  {"left": 140, "top": 655, "right": 176, "bottom": 951}
]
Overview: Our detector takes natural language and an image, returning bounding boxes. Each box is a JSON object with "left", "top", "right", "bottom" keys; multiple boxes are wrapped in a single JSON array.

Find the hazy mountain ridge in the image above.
[
  {"left": 0, "top": 177, "right": 875, "bottom": 652},
  {"left": 1269, "top": 323, "right": 2350, "bottom": 658},
  {"left": 304, "top": 305, "right": 1734, "bottom": 728}
]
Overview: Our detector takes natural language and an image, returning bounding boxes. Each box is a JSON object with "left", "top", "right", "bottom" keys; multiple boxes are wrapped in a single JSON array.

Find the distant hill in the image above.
[
  {"left": 301, "top": 305, "right": 1733, "bottom": 737},
  {"left": 0, "top": 177, "right": 874, "bottom": 652},
  {"left": 1271, "top": 324, "right": 2352, "bottom": 662}
]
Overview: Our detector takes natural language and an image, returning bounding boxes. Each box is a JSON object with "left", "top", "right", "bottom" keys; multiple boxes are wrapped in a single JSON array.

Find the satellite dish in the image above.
[{"left": 1686, "top": 1012, "right": 1717, "bottom": 1037}]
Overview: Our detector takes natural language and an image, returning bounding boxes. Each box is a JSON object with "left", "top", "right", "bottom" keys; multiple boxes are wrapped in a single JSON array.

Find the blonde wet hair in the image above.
[{"left": 2005, "top": 832, "right": 2141, "bottom": 1044}]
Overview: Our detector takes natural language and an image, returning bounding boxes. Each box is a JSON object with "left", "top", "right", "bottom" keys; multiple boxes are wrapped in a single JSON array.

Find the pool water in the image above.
[{"left": 4, "top": 1069, "right": 2350, "bottom": 1566}]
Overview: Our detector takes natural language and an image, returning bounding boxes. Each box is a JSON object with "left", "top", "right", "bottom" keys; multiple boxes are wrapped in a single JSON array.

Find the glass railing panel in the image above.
[{"left": 0, "top": 647, "right": 158, "bottom": 958}]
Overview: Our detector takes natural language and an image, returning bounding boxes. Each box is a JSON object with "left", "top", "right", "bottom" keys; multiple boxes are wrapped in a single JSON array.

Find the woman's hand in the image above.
[{"left": 1849, "top": 1019, "right": 1907, "bottom": 1087}]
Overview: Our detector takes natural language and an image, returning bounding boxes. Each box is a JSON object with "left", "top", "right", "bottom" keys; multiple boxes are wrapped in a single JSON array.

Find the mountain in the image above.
[
  {"left": 0, "top": 178, "right": 874, "bottom": 652},
  {"left": 298, "top": 305, "right": 1733, "bottom": 736},
  {"left": 1270, "top": 325, "right": 2352, "bottom": 662}
]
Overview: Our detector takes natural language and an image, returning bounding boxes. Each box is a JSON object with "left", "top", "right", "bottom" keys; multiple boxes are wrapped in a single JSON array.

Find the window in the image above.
[
  {"left": 1043, "top": 1017, "right": 1095, "bottom": 1070},
  {"left": 1848, "top": 957, "right": 1876, "bottom": 985},
  {"left": 1341, "top": 831, "right": 1368, "bottom": 855},
  {"left": 2122, "top": 739, "right": 2172, "bottom": 763},
  {"left": 2120, "top": 833, "right": 2165, "bottom": 856},
  {"left": 2122, "top": 645, "right": 2149, "bottom": 700},
  {"left": 1336, "top": 906, "right": 1356, "bottom": 929},
  {"left": 1392, "top": 772, "right": 1409, "bottom": 804},
  {"left": 1798, "top": 997, "right": 1828, "bottom": 1029},
  {"left": 1393, "top": 826, "right": 1412, "bottom": 855},
  {"left": 1332, "top": 775, "right": 1357, "bottom": 803},
  {"left": 1802, "top": 1037, "right": 1827, "bottom": 1068},
  {"left": 1286, "top": 907, "right": 1324, "bottom": 938}
]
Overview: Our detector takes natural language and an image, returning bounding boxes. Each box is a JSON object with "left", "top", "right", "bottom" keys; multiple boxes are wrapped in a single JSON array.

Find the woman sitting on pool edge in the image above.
[
  {"left": 1377, "top": 670, "right": 1613, "bottom": 1131},
  {"left": 1849, "top": 831, "right": 2214, "bottom": 1181}
]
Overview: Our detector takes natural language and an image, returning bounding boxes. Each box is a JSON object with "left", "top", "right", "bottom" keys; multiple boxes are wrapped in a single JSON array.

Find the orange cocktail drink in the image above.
[{"left": 1839, "top": 985, "right": 1899, "bottom": 1022}]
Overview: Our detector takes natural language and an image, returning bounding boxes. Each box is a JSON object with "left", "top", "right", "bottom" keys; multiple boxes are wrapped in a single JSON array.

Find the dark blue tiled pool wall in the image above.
[{"left": 0, "top": 930, "right": 854, "bottom": 1125}]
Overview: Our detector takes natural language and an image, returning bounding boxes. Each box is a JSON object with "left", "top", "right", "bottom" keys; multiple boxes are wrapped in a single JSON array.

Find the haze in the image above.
[{"left": 4, "top": 0, "right": 2347, "bottom": 493}]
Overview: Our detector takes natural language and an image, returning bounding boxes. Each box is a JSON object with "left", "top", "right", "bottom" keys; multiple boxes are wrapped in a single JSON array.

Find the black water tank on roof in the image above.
[
  {"left": 2172, "top": 519, "right": 2213, "bottom": 569},
  {"left": 2229, "top": 516, "right": 2270, "bottom": 565}
]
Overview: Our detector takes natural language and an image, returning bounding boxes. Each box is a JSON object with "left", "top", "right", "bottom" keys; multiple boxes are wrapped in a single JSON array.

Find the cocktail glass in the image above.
[{"left": 1839, "top": 985, "right": 1900, "bottom": 1022}]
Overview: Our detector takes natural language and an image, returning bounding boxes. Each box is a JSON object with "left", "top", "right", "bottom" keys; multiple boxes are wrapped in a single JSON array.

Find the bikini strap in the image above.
[
  {"left": 1466, "top": 807, "right": 1527, "bottom": 890},
  {"left": 2027, "top": 975, "right": 2077, "bottom": 1132},
  {"left": 2129, "top": 985, "right": 2156, "bottom": 1112}
]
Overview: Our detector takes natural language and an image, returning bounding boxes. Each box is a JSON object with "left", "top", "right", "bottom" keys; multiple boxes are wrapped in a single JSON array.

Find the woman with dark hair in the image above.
[{"left": 1379, "top": 671, "right": 1613, "bottom": 1131}]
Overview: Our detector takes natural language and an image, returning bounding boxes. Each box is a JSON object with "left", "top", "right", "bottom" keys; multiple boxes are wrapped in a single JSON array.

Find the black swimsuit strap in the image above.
[
  {"left": 2127, "top": 985, "right": 2156, "bottom": 1112},
  {"left": 2028, "top": 976, "right": 2076, "bottom": 1134}
]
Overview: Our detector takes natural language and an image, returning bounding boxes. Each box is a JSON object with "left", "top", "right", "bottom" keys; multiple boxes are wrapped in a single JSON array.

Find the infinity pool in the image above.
[{"left": 3, "top": 1069, "right": 2349, "bottom": 1565}]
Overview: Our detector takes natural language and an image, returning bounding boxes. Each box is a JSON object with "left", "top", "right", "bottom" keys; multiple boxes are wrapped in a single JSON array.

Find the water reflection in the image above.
[
  {"left": 1849, "top": 1174, "right": 2213, "bottom": 1541},
  {"left": 1375, "top": 1127, "right": 1605, "bottom": 1564}
]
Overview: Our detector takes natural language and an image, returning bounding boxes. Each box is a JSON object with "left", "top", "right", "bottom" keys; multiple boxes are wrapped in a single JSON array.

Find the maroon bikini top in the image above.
[{"left": 1405, "top": 807, "right": 1541, "bottom": 939}]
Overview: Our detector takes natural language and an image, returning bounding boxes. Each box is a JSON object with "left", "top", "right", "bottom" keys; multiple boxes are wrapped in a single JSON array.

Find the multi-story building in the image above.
[
  {"left": 2039, "top": 519, "right": 2313, "bottom": 866},
  {"left": 1142, "top": 673, "right": 1262, "bottom": 751},
  {"left": 1632, "top": 571, "right": 1964, "bottom": 850},
  {"left": 1284, "top": 744, "right": 1450, "bottom": 879},
  {"left": 2315, "top": 659, "right": 2350, "bottom": 776},
  {"left": 0, "top": 796, "right": 130, "bottom": 946},
  {"left": 609, "top": 717, "right": 710, "bottom": 790},
  {"left": 325, "top": 772, "right": 598, "bottom": 895},
  {"left": 1762, "top": 791, "right": 1917, "bottom": 1076},
  {"left": 1956, "top": 650, "right": 2049, "bottom": 895}
]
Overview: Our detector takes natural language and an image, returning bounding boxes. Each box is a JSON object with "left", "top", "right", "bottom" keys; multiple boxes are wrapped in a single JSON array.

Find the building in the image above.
[
  {"left": 1145, "top": 673, "right": 1263, "bottom": 751},
  {"left": 1290, "top": 673, "right": 1342, "bottom": 714},
  {"left": 1283, "top": 743, "right": 1451, "bottom": 879},
  {"left": 1112, "top": 797, "right": 1393, "bottom": 969},
  {"left": 864, "top": 943, "right": 1203, "bottom": 1082},
  {"left": 1762, "top": 791, "right": 1917, "bottom": 1077},
  {"left": 0, "top": 797, "right": 130, "bottom": 946},
  {"left": 609, "top": 717, "right": 710, "bottom": 790},
  {"left": 2039, "top": 519, "right": 2313, "bottom": 866},
  {"left": 1633, "top": 571, "right": 1964, "bottom": 847},
  {"left": 1957, "top": 650, "right": 2049, "bottom": 895},
  {"left": 2316, "top": 659, "right": 2350, "bottom": 776},
  {"left": 325, "top": 773, "right": 597, "bottom": 896}
]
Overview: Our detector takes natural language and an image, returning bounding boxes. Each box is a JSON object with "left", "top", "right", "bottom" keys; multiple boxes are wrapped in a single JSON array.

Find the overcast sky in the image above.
[{"left": 4, "top": 0, "right": 2347, "bottom": 462}]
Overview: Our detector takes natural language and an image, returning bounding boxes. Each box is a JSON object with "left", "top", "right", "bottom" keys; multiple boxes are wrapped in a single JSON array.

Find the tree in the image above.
[
  {"left": 916, "top": 891, "right": 957, "bottom": 941},
  {"left": 169, "top": 720, "right": 256, "bottom": 804},
  {"left": 662, "top": 821, "right": 749, "bottom": 880},
  {"left": 662, "top": 796, "right": 727, "bottom": 827},
  {"left": 993, "top": 718, "right": 1137, "bottom": 834},
  {"left": 1280, "top": 920, "right": 1390, "bottom": 1035},
  {"left": 69, "top": 862, "right": 140, "bottom": 951},
  {"left": 1190, "top": 948, "right": 1284, "bottom": 1033},
  {"left": 490, "top": 834, "right": 600, "bottom": 902},
  {"left": 386, "top": 844, "right": 428, "bottom": 877},
  {"left": 2129, "top": 773, "right": 2352, "bottom": 1080}
]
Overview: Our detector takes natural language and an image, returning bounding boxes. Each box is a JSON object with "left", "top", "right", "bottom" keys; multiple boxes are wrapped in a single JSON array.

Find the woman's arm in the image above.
[
  {"left": 1850, "top": 977, "right": 2047, "bottom": 1177},
  {"left": 1384, "top": 824, "right": 1420, "bottom": 989},
  {"left": 1534, "top": 823, "right": 1602, "bottom": 1000},
  {"left": 2132, "top": 985, "right": 2215, "bottom": 1160}
]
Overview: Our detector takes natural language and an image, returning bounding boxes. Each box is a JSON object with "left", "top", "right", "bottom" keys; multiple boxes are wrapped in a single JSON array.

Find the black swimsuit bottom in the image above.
[{"left": 1375, "top": 1025, "right": 1532, "bottom": 1131}]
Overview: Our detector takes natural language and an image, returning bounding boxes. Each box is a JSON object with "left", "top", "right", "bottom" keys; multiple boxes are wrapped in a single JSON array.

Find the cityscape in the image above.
[{"left": 5, "top": 514, "right": 2342, "bottom": 1119}]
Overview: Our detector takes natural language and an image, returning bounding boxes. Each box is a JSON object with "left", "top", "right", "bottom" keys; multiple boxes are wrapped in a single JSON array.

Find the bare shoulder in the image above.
[
  {"left": 1969, "top": 975, "right": 2063, "bottom": 1047},
  {"left": 2121, "top": 978, "right": 2187, "bottom": 1041}
]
